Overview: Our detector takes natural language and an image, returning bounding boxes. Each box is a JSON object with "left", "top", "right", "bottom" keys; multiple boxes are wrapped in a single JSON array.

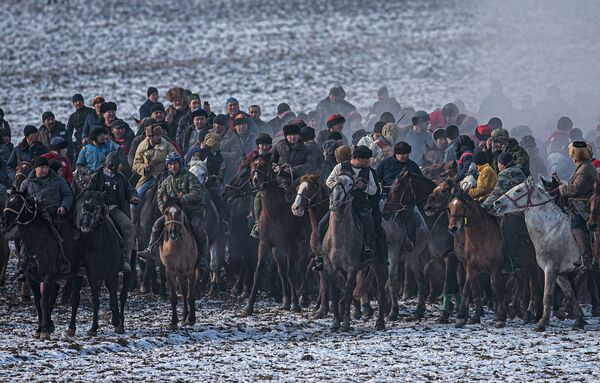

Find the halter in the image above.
[
  {"left": 3, "top": 194, "right": 38, "bottom": 226},
  {"left": 502, "top": 182, "right": 557, "bottom": 209},
  {"left": 296, "top": 183, "right": 329, "bottom": 209}
]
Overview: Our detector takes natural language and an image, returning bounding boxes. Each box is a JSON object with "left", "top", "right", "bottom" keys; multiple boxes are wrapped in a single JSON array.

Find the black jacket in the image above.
[
  {"left": 87, "top": 167, "right": 138, "bottom": 218},
  {"left": 67, "top": 106, "right": 94, "bottom": 142}
]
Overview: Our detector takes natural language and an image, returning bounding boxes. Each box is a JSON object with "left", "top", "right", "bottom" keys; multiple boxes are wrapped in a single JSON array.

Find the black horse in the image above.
[
  {"left": 3, "top": 191, "right": 66, "bottom": 340},
  {"left": 67, "top": 190, "right": 130, "bottom": 336}
]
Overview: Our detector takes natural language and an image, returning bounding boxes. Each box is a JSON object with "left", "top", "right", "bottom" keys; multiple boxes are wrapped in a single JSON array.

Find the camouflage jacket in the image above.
[
  {"left": 157, "top": 169, "right": 205, "bottom": 216},
  {"left": 482, "top": 164, "right": 526, "bottom": 212}
]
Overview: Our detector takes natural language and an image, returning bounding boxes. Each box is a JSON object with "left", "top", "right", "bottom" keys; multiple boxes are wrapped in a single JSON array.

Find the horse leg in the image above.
[
  {"left": 106, "top": 279, "right": 122, "bottom": 333},
  {"left": 38, "top": 278, "right": 52, "bottom": 340},
  {"left": 0, "top": 240, "right": 8, "bottom": 285},
  {"left": 159, "top": 263, "right": 167, "bottom": 299},
  {"left": 66, "top": 276, "right": 84, "bottom": 336},
  {"left": 556, "top": 274, "right": 585, "bottom": 330},
  {"left": 373, "top": 264, "right": 388, "bottom": 330},
  {"left": 274, "top": 251, "right": 291, "bottom": 310},
  {"left": 242, "top": 242, "right": 269, "bottom": 317},
  {"left": 312, "top": 271, "right": 329, "bottom": 319},
  {"left": 180, "top": 275, "right": 190, "bottom": 326},
  {"left": 590, "top": 269, "right": 600, "bottom": 317},
  {"left": 455, "top": 266, "right": 475, "bottom": 328},
  {"left": 163, "top": 269, "right": 178, "bottom": 330},
  {"left": 410, "top": 257, "right": 427, "bottom": 320},
  {"left": 187, "top": 274, "right": 197, "bottom": 325},
  {"left": 286, "top": 248, "right": 301, "bottom": 313},
  {"left": 534, "top": 268, "right": 558, "bottom": 332},
  {"left": 88, "top": 280, "right": 101, "bottom": 336},
  {"left": 342, "top": 269, "right": 359, "bottom": 331},
  {"left": 468, "top": 278, "right": 482, "bottom": 325},
  {"left": 208, "top": 243, "right": 219, "bottom": 298},
  {"left": 298, "top": 248, "right": 312, "bottom": 308},
  {"left": 29, "top": 278, "right": 42, "bottom": 338},
  {"left": 491, "top": 271, "right": 507, "bottom": 328},
  {"left": 387, "top": 256, "right": 400, "bottom": 321},
  {"left": 328, "top": 274, "right": 341, "bottom": 330},
  {"left": 119, "top": 272, "right": 131, "bottom": 332}
]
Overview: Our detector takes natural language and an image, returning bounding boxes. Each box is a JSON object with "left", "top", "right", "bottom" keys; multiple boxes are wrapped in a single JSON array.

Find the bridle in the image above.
[
  {"left": 502, "top": 182, "right": 557, "bottom": 209},
  {"left": 296, "top": 182, "right": 329, "bottom": 209},
  {"left": 331, "top": 175, "right": 354, "bottom": 208},
  {"left": 3, "top": 193, "right": 37, "bottom": 226}
]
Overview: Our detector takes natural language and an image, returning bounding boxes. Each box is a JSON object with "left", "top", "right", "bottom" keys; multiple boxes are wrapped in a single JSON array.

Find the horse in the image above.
[
  {"left": 422, "top": 160, "right": 457, "bottom": 183},
  {"left": 242, "top": 156, "right": 310, "bottom": 316},
  {"left": 447, "top": 190, "right": 508, "bottom": 328},
  {"left": 382, "top": 169, "right": 435, "bottom": 320},
  {"left": 586, "top": 184, "right": 600, "bottom": 316},
  {"left": 160, "top": 198, "right": 199, "bottom": 330},
  {"left": 189, "top": 158, "right": 208, "bottom": 186},
  {"left": 3, "top": 191, "right": 63, "bottom": 340},
  {"left": 292, "top": 173, "right": 330, "bottom": 317},
  {"left": 494, "top": 177, "right": 584, "bottom": 331},
  {"left": 323, "top": 173, "right": 388, "bottom": 331},
  {"left": 68, "top": 190, "right": 130, "bottom": 336}
]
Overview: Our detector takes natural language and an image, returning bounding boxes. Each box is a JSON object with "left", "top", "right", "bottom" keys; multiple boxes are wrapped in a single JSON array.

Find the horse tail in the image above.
[{"left": 353, "top": 268, "right": 373, "bottom": 300}]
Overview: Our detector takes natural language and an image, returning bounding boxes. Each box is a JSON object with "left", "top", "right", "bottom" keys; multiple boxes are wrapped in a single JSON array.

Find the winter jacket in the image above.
[
  {"left": 8, "top": 139, "right": 48, "bottom": 178},
  {"left": 42, "top": 151, "right": 74, "bottom": 185},
  {"left": 488, "top": 138, "right": 530, "bottom": 177},
  {"left": 314, "top": 97, "right": 357, "bottom": 130},
  {"left": 376, "top": 156, "right": 422, "bottom": 193},
  {"left": 358, "top": 134, "right": 392, "bottom": 166},
  {"left": 456, "top": 150, "right": 474, "bottom": 182},
  {"left": 404, "top": 129, "right": 436, "bottom": 166},
  {"left": 76, "top": 140, "right": 121, "bottom": 173},
  {"left": 482, "top": 164, "right": 526, "bottom": 211},
  {"left": 315, "top": 129, "right": 349, "bottom": 148},
  {"left": 444, "top": 140, "right": 458, "bottom": 162},
  {"left": 0, "top": 143, "right": 13, "bottom": 163},
  {"left": 132, "top": 137, "right": 176, "bottom": 188},
  {"left": 165, "top": 105, "right": 189, "bottom": 140},
  {"left": 20, "top": 169, "right": 74, "bottom": 214},
  {"left": 82, "top": 112, "right": 103, "bottom": 139},
  {"left": 303, "top": 140, "right": 324, "bottom": 166},
  {"left": 560, "top": 159, "right": 598, "bottom": 219},
  {"left": 38, "top": 121, "right": 73, "bottom": 161},
  {"left": 67, "top": 106, "right": 94, "bottom": 142},
  {"left": 253, "top": 119, "right": 274, "bottom": 136},
  {"left": 157, "top": 168, "right": 206, "bottom": 216},
  {"left": 271, "top": 140, "right": 319, "bottom": 178},
  {"left": 219, "top": 130, "right": 244, "bottom": 184},
  {"left": 139, "top": 99, "right": 161, "bottom": 120},
  {"left": 87, "top": 167, "right": 138, "bottom": 218},
  {"left": 468, "top": 163, "right": 497, "bottom": 202},
  {"left": 178, "top": 124, "right": 210, "bottom": 154}
]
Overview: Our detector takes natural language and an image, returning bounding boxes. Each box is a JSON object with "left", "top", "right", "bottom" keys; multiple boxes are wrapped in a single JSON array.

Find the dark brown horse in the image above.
[
  {"left": 242, "top": 156, "right": 310, "bottom": 316},
  {"left": 447, "top": 190, "right": 507, "bottom": 327}
]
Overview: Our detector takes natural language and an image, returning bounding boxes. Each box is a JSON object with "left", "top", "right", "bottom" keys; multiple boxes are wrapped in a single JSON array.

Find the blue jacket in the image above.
[
  {"left": 82, "top": 113, "right": 102, "bottom": 139},
  {"left": 76, "top": 140, "right": 121, "bottom": 172},
  {"left": 376, "top": 156, "right": 422, "bottom": 194}
]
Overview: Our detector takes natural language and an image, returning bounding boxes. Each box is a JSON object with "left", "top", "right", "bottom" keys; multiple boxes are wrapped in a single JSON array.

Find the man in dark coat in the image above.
[
  {"left": 8, "top": 125, "right": 48, "bottom": 180},
  {"left": 178, "top": 108, "right": 210, "bottom": 155},
  {"left": 175, "top": 93, "right": 202, "bottom": 146},
  {"left": 249, "top": 105, "right": 274, "bottom": 136},
  {"left": 82, "top": 96, "right": 105, "bottom": 143},
  {"left": 314, "top": 86, "right": 357, "bottom": 130},
  {"left": 139, "top": 87, "right": 160, "bottom": 120},
  {"left": 39, "top": 111, "right": 73, "bottom": 162},
  {"left": 485, "top": 128, "right": 530, "bottom": 176},
  {"left": 66, "top": 94, "right": 94, "bottom": 149},
  {"left": 267, "top": 103, "right": 295, "bottom": 135}
]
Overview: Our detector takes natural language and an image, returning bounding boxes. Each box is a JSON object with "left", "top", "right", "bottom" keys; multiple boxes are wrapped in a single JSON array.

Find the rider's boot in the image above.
[
  {"left": 572, "top": 229, "right": 592, "bottom": 272},
  {"left": 137, "top": 220, "right": 163, "bottom": 259}
]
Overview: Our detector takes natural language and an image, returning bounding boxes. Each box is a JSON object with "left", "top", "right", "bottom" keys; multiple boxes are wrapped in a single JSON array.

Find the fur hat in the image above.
[
  {"left": 204, "top": 132, "right": 222, "bottom": 151},
  {"left": 33, "top": 156, "right": 49, "bottom": 169},
  {"left": 255, "top": 133, "right": 272, "bottom": 146},
  {"left": 352, "top": 145, "right": 372, "bottom": 159},
  {"left": 335, "top": 145, "right": 352, "bottom": 163},
  {"left": 382, "top": 123, "right": 396, "bottom": 143},
  {"left": 166, "top": 87, "right": 187, "bottom": 103},
  {"left": 326, "top": 114, "right": 345, "bottom": 129},
  {"left": 41, "top": 111, "right": 55, "bottom": 122},
  {"left": 568, "top": 141, "right": 593, "bottom": 161},
  {"left": 100, "top": 102, "right": 117, "bottom": 114},
  {"left": 91, "top": 96, "right": 105, "bottom": 106},
  {"left": 394, "top": 141, "right": 411, "bottom": 154},
  {"left": 283, "top": 122, "right": 302, "bottom": 136}
]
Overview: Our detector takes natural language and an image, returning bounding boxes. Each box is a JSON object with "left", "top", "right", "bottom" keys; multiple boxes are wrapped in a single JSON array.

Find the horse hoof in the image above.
[
  {"left": 65, "top": 328, "right": 76, "bottom": 337},
  {"left": 455, "top": 318, "right": 467, "bottom": 328},
  {"left": 573, "top": 318, "right": 586, "bottom": 330},
  {"left": 386, "top": 311, "right": 399, "bottom": 322},
  {"left": 207, "top": 289, "right": 218, "bottom": 299},
  {"left": 533, "top": 322, "right": 546, "bottom": 332},
  {"left": 48, "top": 321, "right": 55, "bottom": 334},
  {"left": 340, "top": 325, "right": 352, "bottom": 332},
  {"left": 351, "top": 308, "right": 361, "bottom": 321},
  {"left": 494, "top": 320, "right": 506, "bottom": 328},
  {"left": 554, "top": 310, "right": 566, "bottom": 321},
  {"left": 240, "top": 306, "right": 253, "bottom": 317},
  {"left": 87, "top": 329, "right": 98, "bottom": 337},
  {"left": 168, "top": 323, "right": 178, "bottom": 331},
  {"left": 186, "top": 317, "right": 196, "bottom": 326},
  {"left": 331, "top": 322, "right": 341, "bottom": 331},
  {"left": 39, "top": 332, "right": 50, "bottom": 341},
  {"left": 33, "top": 331, "right": 41, "bottom": 339},
  {"left": 291, "top": 304, "right": 302, "bottom": 313},
  {"left": 523, "top": 311, "right": 532, "bottom": 324},
  {"left": 375, "top": 321, "right": 385, "bottom": 331},
  {"left": 468, "top": 317, "right": 481, "bottom": 325},
  {"left": 115, "top": 325, "right": 125, "bottom": 334},
  {"left": 312, "top": 310, "right": 327, "bottom": 320}
]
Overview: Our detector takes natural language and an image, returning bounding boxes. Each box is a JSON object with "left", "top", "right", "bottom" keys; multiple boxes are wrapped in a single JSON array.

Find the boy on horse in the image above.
[{"left": 137, "top": 152, "right": 208, "bottom": 260}]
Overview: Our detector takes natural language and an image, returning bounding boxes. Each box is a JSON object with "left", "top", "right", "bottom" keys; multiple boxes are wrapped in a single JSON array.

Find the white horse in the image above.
[
  {"left": 188, "top": 158, "right": 208, "bottom": 186},
  {"left": 493, "top": 177, "right": 584, "bottom": 331}
]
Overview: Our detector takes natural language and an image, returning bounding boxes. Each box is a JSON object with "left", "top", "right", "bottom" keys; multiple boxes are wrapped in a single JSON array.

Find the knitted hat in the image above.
[
  {"left": 472, "top": 151, "right": 488, "bottom": 166},
  {"left": 213, "top": 114, "right": 227, "bottom": 126},
  {"left": 497, "top": 152, "right": 513, "bottom": 166},
  {"left": 394, "top": 141, "right": 411, "bottom": 154},
  {"left": 326, "top": 114, "right": 345, "bottom": 129},
  {"left": 147, "top": 87, "right": 158, "bottom": 97},
  {"left": 33, "top": 156, "right": 49, "bottom": 168},
  {"left": 23, "top": 125, "right": 38, "bottom": 137},
  {"left": 100, "top": 102, "right": 117, "bottom": 114},
  {"left": 255, "top": 133, "right": 272, "bottom": 146},
  {"left": 71, "top": 94, "right": 84, "bottom": 103},
  {"left": 50, "top": 136, "right": 67, "bottom": 151},
  {"left": 446, "top": 124, "right": 459, "bottom": 140},
  {"left": 150, "top": 103, "right": 165, "bottom": 114},
  {"left": 41, "top": 111, "right": 55, "bottom": 122},
  {"left": 352, "top": 145, "right": 372, "bottom": 159},
  {"left": 188, "top": 93, "right": 200, "bottom": 101}
]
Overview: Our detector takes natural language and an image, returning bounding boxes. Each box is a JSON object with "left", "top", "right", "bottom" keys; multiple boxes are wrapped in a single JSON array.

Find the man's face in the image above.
[
  {"left": 351, "top": 158, "right": 370, "bottom": 168},
  {"left": 436, "top": 138, "right": 446, "bottom": 149},
  {"left": 286, "top": 134, "right": 300, "bottom": 144},
  {"left": 308, "top": 118, "right": 318, "bottom": 129},
  {"left": 492, "top": 139, "right": 503, "bottom": 151},
  {"left": 258, "top": 143, "right": 271, "bottom": 154},
  {"left": 189, "top": 99, "right": 201, "bottom": 111},
  {"left": 43, "top": 116, "right": 55, "bottom": 128},
  {"left": 227, "top": 102, "right": 239, "bottom": 116},
  {"left": 395, "top": 153, "right": 409, "bottom": 162},
  {"left": 2, "top": 135, "right": 10, "bottom": 144},
  {"left": 148, "top": 93, "right": 158, "bottom": 103},
  {"left": 498, "top": 163, "right": 506, "bottom": 172},
  {"left": 331, "top": 123, "right": 344, "bottom": 133},
  {"left": 150, "top": 127, "right": 163, "bottom": 145},
  {"left": 235, "top": 123, "right": 248, "bottom": 135},
  {"left": 95, "top": 133, "right": 107, "bottom": 144},
  {"left": 249, "top": 107, "right": 261, "bottom": 120},
  {"left": 35, "top": 165, "right": 49, "bottom": 178},
  {"left": 203, "top": 103, "right": 211, "bottom": 112},
  {"left": 112, "top": 127, "right": 125, "bottom": 139},
  {"left": 213, "top": 123, "right": 225, "bottom": 135},
  {"left": 93, "top": 102, "right": 102, "bottom": 114},
  {"left": 151, "top": 110, "right": 165, "bottom": 121},
  {"left": 373, "top": 132, "right": 382, "bottom": 140},
  {"left": 414, "top": 123, "right": 427, "bottom": 133},
  {"left": 59, "top": 147, "right": 68, "bottom": 157},
  {"left": 104, "top": 110, "right": 116, "bottom": 123},
  {"left": 329, "top": 95, "right": 339, "bottom": 103},
  {"left": 167, "top": 161, "right": 180, "bottom": 174},
  {"left": 26, "top": 133, "right": 38, "bottom": 144},
  {"left": 193, "top": 116, "right": 206, "bottom": 129},
  {"left": 172, "top": 98, "right": 183, "bottom": 110},
  {"left": 73, "top": 100, "right": 83, "bottom": 110}
]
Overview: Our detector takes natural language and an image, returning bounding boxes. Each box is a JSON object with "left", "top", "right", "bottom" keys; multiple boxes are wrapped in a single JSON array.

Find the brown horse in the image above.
[
  {"left": 586, "top": 184, "right": 600, "bottom": 316},
  {"left": 159, "top": 199, "right": 199, "bottom": 330},
  {"left": 242, "top": 156, "right": 310, "bottom": 316},
  {"left": 292, "top": 173, "right": 330, "bottom": 318},
  {"left": 447, "top": 190, "right": 507, "bottom": 327}
]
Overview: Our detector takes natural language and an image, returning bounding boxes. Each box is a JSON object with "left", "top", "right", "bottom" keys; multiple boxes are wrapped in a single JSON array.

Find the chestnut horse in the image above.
[{"left": 447, "top": 190, "right": 507, "bottom": 328}]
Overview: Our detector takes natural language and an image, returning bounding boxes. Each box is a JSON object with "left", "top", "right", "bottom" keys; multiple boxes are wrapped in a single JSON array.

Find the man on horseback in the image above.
[
  {"left": 376, "top": 141, "right": 422, "bottom": 251},
  {"left": 485, "top": 128, "right": 530, "bottom": 177},
  {"left": 559, "top": 141, "right": 597, "bottom": 271},
  {"left": 137, "top": 152, "right": 208, "bottom": 260},
  {"left": 482, "top": 152, "right": 526, "bottom": 273},
  {"left": 86, "top": 152, "right": 139, "bottom": 273},
  {"left": 19, "top": 156, "right": 73, "bottom": 278}
]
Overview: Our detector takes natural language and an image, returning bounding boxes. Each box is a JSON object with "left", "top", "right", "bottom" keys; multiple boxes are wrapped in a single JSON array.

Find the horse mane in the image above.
[
  {"left": 163, "top": 197, "right": 183, "bottom": 213},
  {"left": 299, "top": 173, "right": 320, "bottom": 184},
  {"left": 252, "top": 153, "right": 272, "bottom": 168}
]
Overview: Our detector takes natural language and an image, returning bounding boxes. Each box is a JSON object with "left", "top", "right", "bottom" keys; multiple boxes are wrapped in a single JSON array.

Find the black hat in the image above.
[
  {"left": 380, "top": 112, "right": 395, "bottom": 124},
  {"left": 283, "top": 123, "right": 302, "bottom": 136},
  {"left": 89, "top": 126, "right": 109, "bottom": 141},
  {"left": 48, "top": 160, "right": 61, "bottom": 172},
  {"left": 352, "top": 145, "right": 372, "bottom": 159},
  {"left": 446, "top": 125, "right": 459, "bottom": 140},
  {"left": 277, "top": 103, "right": 291, "bottom": 115},
  {"left": 472, "top": 151, "right": 489, "bottom": 165},
  {"left": 442, "top": 103, "right": 459, "bottom": 118},
  {"left": 100, "top": 102, "right": 117, "bottom": 114},
  {"left": 213, "top": 114, "right": 227, "bottom": 126},
  {"left": 71, "top": 94, "right": 84, "bottom": 103},
  {"left": 109, "top": 119, "right": 128, "bottom": 131},
  {"left": 557, "top": 116, "right": 573, "bottom": 131},
  {"left": 150, "top": 103, "right": 165, "bottom": 114},
  {"left": 373, "top": 121, "right": 385, "bottom": 133},
  {"left": 256, "top": 133, "right": 273, "bottom": 146},
  {"left": 497, "top": 152, "right": 513, "bottom": 166},
  {"left": 520, "top": 135, "right": 536, "bottom": 149},
  {"left": 572, "top": 140, "right": 588, "bottom": 149},
  {"left": 487, "top": 117, "right": 503, "bottom": 131},
  {"left": 23, "top": 125, "right": 38, "bottom": 137},
  {"left": 33, "top": 156, "right": 49, "bottom": 169},
  {"left": 352, "top": 129, "right": 368, "bottom": 145},
  {"left": 327, "top": 131, "right": 343, "bottom": 141},
  {"left": 329, "top": 86, "right": 346, "bottom": 98},
  {"left": 394, "top": 141, "right": 411, "bottom": 154},
  {"left": 569, "top": 128, "right": 583, "bottom": 141},
  {"left": 41, "top": 111, "right": 55, "bottom": 122},
  {"left": 433, "top": 128, "right": 446, "bottom": 141},
  {"left": 300, "top": 125, "right": 316, "bottom": 141},
  {"left": 191, "top": 108, "right": 208, "bottom": 119},
  {"left": 147, "top": 87, "right": 158, "bottom": 97},
  {"left": 104, "top": 151, "right": 121, "bottom": 172},
  {"left": 233, "top": 116, "right": 249, "bottom": 126}
]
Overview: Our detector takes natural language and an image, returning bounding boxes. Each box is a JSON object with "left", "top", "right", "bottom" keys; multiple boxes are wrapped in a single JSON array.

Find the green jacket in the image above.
[
  {"left": 157, "top": 169, "right": 205, "bottom": 216},
  {"left": 489, "top": 138, "right": 530, "bottom": 177},
  {"left": 482, "top": 163, "right": 526, "bottom": 211}
]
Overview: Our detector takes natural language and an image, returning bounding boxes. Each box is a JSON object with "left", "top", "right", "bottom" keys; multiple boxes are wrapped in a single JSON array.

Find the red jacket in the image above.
[{"left": 42, "top": 151, "right": 74, "bottom": 185}]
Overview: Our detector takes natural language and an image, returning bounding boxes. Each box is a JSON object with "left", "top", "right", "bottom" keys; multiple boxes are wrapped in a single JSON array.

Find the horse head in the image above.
[
  {"left": 77, "top": 190, "right": 105, "bottom": 233},
  {"left": 330, "top": 173, "right": 354, "bottom": 211},
  {"left": 447, "top": 189, "right": 477, "bottom": 235},
  {"left": 163, "top": 197, "right": 185, "bottom": 242},
  {"left": 424, "top": 178, "right": 455, "bottom": 216},
  {"left": 224, "top": 166, "right": 252, "bottom": 202},
  {"left": 292, "top": 174, "right": 323, "bottom": 217},
  {"left": 3, "top": 190, "right": 36, "bottom": 236},
  {"left": 494, "top": 176, "right": 549, "bottom": 216},
  {"left": 250, "top": 155, "right": 274, "bottom": 191},
  {"left": 14, "top": 161, "right": 33, "bottom": 189},
  {"left": 188, "top": 158, "right": 208, "bottom": 186}
]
